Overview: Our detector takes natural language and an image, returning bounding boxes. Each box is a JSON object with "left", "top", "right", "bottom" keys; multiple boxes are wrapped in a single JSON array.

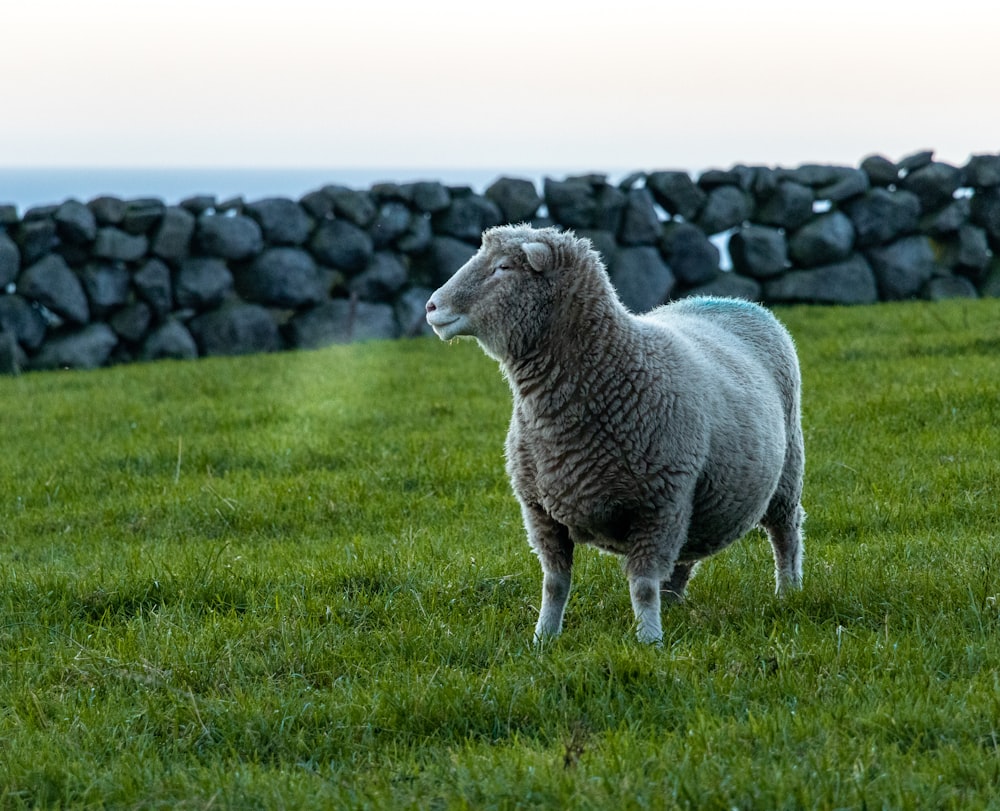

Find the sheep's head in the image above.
[{"left": 425, "top": 225, "right": 589, "bottom": 361}]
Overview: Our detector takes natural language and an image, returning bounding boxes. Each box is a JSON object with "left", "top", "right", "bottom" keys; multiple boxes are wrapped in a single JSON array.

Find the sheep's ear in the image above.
[{"left": 521, "top": 241, "right": 552, "bottom": 273}]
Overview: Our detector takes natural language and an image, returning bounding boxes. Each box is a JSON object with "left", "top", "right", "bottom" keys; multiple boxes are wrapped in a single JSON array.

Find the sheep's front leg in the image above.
[
  {"left": 626, "top": 509, "right": 690, "bottom": 644},
  {"left": 521, "top": 501, "right": 574, "bottom": 643}
]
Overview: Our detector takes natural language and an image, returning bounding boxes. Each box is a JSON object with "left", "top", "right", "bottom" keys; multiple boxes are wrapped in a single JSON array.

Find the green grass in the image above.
[{"left": 2, "top": 298, "right": 999, "bottom": 810}]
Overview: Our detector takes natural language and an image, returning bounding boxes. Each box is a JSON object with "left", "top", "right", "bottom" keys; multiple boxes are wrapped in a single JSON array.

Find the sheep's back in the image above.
[{"left": 642, "top": 297, "right": 800, "bottom": 404}]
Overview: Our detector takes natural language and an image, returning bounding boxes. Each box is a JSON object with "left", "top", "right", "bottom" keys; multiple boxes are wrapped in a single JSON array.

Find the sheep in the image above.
[{"left": 425, "top": 224, "right": 805, "bottom": 644}]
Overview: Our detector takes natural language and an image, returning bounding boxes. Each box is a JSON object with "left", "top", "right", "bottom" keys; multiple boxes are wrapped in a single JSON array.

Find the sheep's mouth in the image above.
[{"left": 426, "top": 312, "right": 465, "bottom": 340}]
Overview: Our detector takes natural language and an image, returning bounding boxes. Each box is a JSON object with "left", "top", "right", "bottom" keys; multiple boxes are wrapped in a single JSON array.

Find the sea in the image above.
[{"left": 0, "top": 166, "right": 581, "bottom": 213}]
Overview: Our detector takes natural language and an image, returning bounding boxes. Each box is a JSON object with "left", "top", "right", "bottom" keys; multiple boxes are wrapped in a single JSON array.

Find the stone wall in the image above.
[{"left": 2, "top": 150, "right": 999, "bottom": 374}]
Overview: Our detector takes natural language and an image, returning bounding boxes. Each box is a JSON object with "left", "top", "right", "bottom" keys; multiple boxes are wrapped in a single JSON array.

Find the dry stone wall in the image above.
[{"left": 2, "top": 150, "right": 999, "bottom": 374}]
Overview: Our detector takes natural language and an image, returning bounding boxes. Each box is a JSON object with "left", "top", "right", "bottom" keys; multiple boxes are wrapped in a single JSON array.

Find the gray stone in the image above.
[
  {"left": 18, "top": 254, "right": 89, "bottom": 324},
  {"left": 756, "top": 182, "right": 813, "bottom": 230},
  {"left": 0, "top": 206, "right": 18, "bottom": 227},
  {"left": 403, "top": 181, "right": 451, "bottom": 214},
  {"left": 866, "top": 235, "right": 941, "bottom": 299},
  {"left": 964, "top": 154, "right": 1000, "bottom": 188},
  {"left": 197, "top": 214, "right": 264, "bottom": 260},
  {"left": 216, "top": 197, "right": 244, "bottom": 215},
  {"left": 371, "top": 202, "right": 412, "bottom": 248},
  {"left": 956, "top": 224, "right": 991, "bottom": 272},
  {"left": 780, "top": 164, "right": 859, "bottom": 188},
  {"left": 189, "top": 303, "right": 280, "bottom": 356},
  {"left": 323, "top": 185, "right": 377, "bottom": 227},
  {"left": 179, "top": 195, "right": 215, "bottom": 216},
  {"left": 432, "top": 195, "right": 503, "bottom": 243},
  {"left": 245, "top": 198, "right": 313, "bottom": 245},
  {"left": 970, "top": 188, "right": 1000, "bottom": 245},
  {"left": 16, "top": 220, "right": 57, "bottom": 266},
  {"left": 23, "top": 205, "right": 58, "bottom": 222},
  {"left": 54, "top": 200, "right": 97, "bottom": 244},
  {"left": 576, "top": 230, "right": 618, "bottom": 270},
  {"left": 618, "top": 172, "right": 646, "bottom": 191},
  {"left": 0, "top": 233, "right": 19, "bottom": 288},
  {"left": 844, "top": 188, "right": 921, "bottom": 247},
  {"left": 80, "top": 264, "right": 131, "bottom": 317},
  {"left": 788, "top": 211, "right": 855, "bottom": 267},
  {"left": 696, "top": 186, "right": 753, "bottom": 234},
  {"left": 122, "top": 199, "right": 165, "bottom": 235},
  {"left": 980, "top": 260, "right": 1000, "bottom": 297},
  {"left": 898, "top": 150, "right": 935, "bottom": 173},
  {"left": 860, "top": 154, "right": 899, "bottom": 187},
  {"left": 763, "top": 255, "right": 878, "bottom": 305},
  {"left": 0, "top": 294, "right": 47, "bottom": 350},
  {"left": 742, "top": 166, "right": 779, "bottom": 198},
  {"left": 133, "top": 258, "right": 174, "bottom": 316},
  {"left": 923, "top": 198, "right": 971, "bottom": 236},
  {"left": 30, "top": 323, "right": 117, "bottom": 371},
  {"left": 543, "top": 177, "right": 597, "bottom": 228},
  {"left": 618, "top": 188, "right": 661, "bottom": 246},
  {"left": 88, "top": 196, "right": 126, "bottom": 225},
  {"left": 109, "top": 302, "right": 152, "bottom": 343},
  {"left": 661, "top": 222, "right": 719, "bottom": 285},
  {"left": 237, "top": 247, "right": 325, "bottom": 308},
  {"left": 349, "top": 252, "right": 409, "bottom": 301},
  {"left": 371, "top": 182, "right": 407, "bottom": 203},
  {"left": 309, "top": 219, "right": 374, "bottom": 273},
  {"left": 485, "top": 177, "right": 541, "bottom": 223},
  {"left": 141, "top": 320, "right": 199, "bottom": 361},
  {"left": 816, "top": 169, "right": 869, "bottom": 203},
  {"left": 924, "top": 275, "right": 978, "bottom": 301},
  {"left": 175, "top": 257, "right": 234, "bottom": 309},
  {"left": 593, "top": 184, "right": 627, "bottom": 233},
  {"left": 729, "top": 225, "right": 788, "bottom": 278},
  {"left": 681, "top": 272, "right": 761, "bottom": 302},
  {"left": 0, "top": 329, "right": 24, "bottom": 375},
  {"left": 396, "top": 213, "right": 434, "bottom": 254},
  {"left": 609, "top": 246, "right": 674, "bottom": 313},
  {"left": 424, "top": 236, "right": 477, "bottom": 287},
  {"left": 299, "top": 189, "right": 334, "bottom": 220},
  {"left": 395, "top": 286, "right": 435, "bottom": 337},
  {"left": 900, "top": 162, "right": 962, "bottom": 211},
  {"left": 288, "top": 299, "right": 399, "bottom": 348},
  {"left": 698, "top": 169, "right": 743, "bottom": 190},
  {"left": 646, "top": 171, "right": 705, "bottom": 221},
  {"left": 151, "top": 206, "right": 196, "bottom": 260},
  {"left": 93, "top": 227, "right": 148, "bottom": 262}
]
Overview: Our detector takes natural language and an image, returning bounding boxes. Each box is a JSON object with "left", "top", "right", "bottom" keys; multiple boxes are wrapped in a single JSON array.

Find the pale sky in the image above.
[{"left": 2, "top": 0, "right": 997, "bottom": 172}]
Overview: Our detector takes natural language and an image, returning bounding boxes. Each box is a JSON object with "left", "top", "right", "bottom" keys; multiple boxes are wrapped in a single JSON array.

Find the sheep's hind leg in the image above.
[
  {"left": 660, "top": 562, "right": 695, "bottom": 603},
  {"left": 761, "top": 500, "right": 805, "bottom": 595},
  {"left": 536, "top": 567, "right": 572, "bottom": 643}
]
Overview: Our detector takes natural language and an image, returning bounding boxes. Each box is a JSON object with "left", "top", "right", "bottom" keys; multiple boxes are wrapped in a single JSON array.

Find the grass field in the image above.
[{"left": 2, "top": 298, "right": 999, "bottom": 809}]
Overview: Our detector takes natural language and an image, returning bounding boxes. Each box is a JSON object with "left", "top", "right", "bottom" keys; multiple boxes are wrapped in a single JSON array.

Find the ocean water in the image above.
[{"left": 0, "top": 167, "right": 558, "bottom": 212}]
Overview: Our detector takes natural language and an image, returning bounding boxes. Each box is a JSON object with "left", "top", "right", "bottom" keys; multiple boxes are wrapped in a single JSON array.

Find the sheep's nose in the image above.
[{"left": 425, "top": 299, "right": 437, "bottom": 313}]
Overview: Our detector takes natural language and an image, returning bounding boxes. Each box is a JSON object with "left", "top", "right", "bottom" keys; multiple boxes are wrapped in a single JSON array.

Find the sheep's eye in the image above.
[{"left": 492, "top": 263, "right": 513, "bottom": 275}]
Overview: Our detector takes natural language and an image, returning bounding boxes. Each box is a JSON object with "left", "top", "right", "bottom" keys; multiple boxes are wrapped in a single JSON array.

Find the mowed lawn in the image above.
[{"left": 1, "top": 298, "right": 999, "bottom": 810}]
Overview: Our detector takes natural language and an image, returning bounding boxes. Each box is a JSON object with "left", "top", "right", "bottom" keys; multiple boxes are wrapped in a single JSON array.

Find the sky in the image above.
[{"left": 2, "top": 0, "right": 998, "bottom": 174}]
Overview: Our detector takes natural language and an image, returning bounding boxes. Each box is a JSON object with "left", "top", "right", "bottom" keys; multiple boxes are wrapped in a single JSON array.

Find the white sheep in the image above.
[{"left": 425, "top": 225, "right": 805, "bottom": 644}]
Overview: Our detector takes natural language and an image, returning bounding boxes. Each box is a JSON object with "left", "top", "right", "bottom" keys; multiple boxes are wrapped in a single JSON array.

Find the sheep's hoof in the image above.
[
  {"left": 532, "top": 627, "right": 560, "bottom": 646},
  {"left": 775, "top": 578, "right": 803, "bottom": 598},
  {"left": 635, "top": 630, "right": 664, "bottom": 646}
]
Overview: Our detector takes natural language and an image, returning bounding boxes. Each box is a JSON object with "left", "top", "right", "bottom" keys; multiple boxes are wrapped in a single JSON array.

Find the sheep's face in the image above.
[{"left": 425, "top": 229, "right": 560, "bottom": 361}]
